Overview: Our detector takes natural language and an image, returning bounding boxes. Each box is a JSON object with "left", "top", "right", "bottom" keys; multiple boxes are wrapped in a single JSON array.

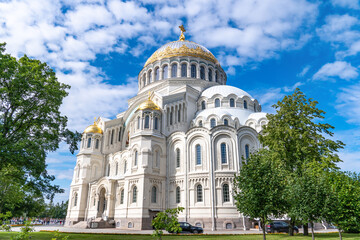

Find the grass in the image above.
[{"left": 0, "top": 232, "right": 360, "bottom": 240}]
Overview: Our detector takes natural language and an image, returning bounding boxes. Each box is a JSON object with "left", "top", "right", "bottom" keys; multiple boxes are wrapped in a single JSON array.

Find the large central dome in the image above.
[{"left": 144, "top": 40, "right": 219, "bottom": 67}]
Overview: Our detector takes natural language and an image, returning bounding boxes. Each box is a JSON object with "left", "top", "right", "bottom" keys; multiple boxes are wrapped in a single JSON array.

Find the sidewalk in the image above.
[{"left": 10, "top": 225, "right": 338, "bottom": 235}]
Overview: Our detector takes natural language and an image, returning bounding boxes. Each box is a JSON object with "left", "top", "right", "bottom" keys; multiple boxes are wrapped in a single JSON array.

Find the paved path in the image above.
[{"left": 10, "top": 225, "right": 338, "bottom": 235}]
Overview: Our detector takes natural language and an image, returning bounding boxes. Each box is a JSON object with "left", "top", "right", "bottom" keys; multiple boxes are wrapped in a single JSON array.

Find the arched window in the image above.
[
  {"left": 245, "top": 144, "right": 250, "bottom": 160},
  {"left": 134, "top": 151, "right": 138, "bottom": 166},
  {"left": 148, "top": 70, "right": 152, "bottom": 83},
  {"left": 115, "top": 162, "right": 118, "bottom": 175},
  {"left": 208, "top": 69, "right": 213, "bottom": 81},
  {"left": 111, "top": 129, "right": 114, "bottom": 144},
  {"left": 226, "top": 223, "right": 232, "bottom": 229},
  {"left": 199, "top": 120, "right": 203, "bottom": 127},
  {"left": 143, "top": 73, "right": 146, "bottom": 85},
  {"left": 210, "top": 118, "right": 216, "bottom": 128},
  {"left": 170, "top": 111, "right": 173, "bottom": 125},
  {"left": 230, "top": 98, "right": 235, "bottom": 107},
  {"left": 120, "top": 189, "right": 124, "bottom": 204},
  {"left": 176, "top": 186, "right": 181, "bottom": 203},
  {"left": 145, "top": 115, "right": 150, "bottom": 129},
  {"left": 178, "top": 108, "right": 181, "bottom": 122},
  {"left": 191, "top": 64, "right": 196, "bottom": 78},
  {"left": 95, "top": 139, "right": 99, "bottom": 149},
  {"left": 87, "top": 138, "right": 92, "bottom": 148},
  {"left": 223, "top": 184, "right": 230, "bottom": 202},
  {"left": 244, "top": 100, "right": 248, "bottom": 109},
  {"left": 77, "top": 165, "right": 80, "bottom": 178},
  {"left": 221, "top": 143, "right": 227, "bottom": 164},
  {"left": 224, "top": 119, "right": 228, "bottom": 126},
  {"left": 132, "top": 186, "right": 137, "bottom": 203},
  {"left": 171, "top": 64, "right": 177, "bottom": 77},
  {"left": 155, "top": 150, "right": 160, "bottom": 167},
  {"left": 151, "top": 186, "right": 157, "bottom": 203},
  {"left": 118, "top": 128, "right": 122, "bottom": 141},
  {"left": 215, "top": 71, "right": 218, "bottom": 82},
  {"left": 124, "top": 161, "right": 127, "bottom": 173},
  {"left": 154, "top": 117, "right": 158, "bottom": 130},
  {"left": 201, "top": 101, "right": 206, "bottom": 110},
  {"left": 155, "top": 67, "right": 159, "bottom": 81},
  {"left": 196, "top": 185, "right": 203, "bottom": 202},
  {"left": 176, "top": 148, "right": 180, "bottom": 168},
  {"left": 254, "top": 104, "right": 256, "bottom": 112},
  {"left": 74, "top": 192, "right": 78, "bottom": 207},
  {"left": 196, "top": 144, "right": 201, "bottom": 165},
  {"left": 215, "top": 98, "right": 220, "bottom": 108},
  {"left": 181, "top": 63, "right": 187, "bottom": 77},
  {"left": 200, "top": 66, "right": 205, "bottom": 79},
  {"left": 163, "top": 65, "right": 168, "bottom": 79},
  {"left": 137, "top": 116, "right": 140, "bottom": 129}
]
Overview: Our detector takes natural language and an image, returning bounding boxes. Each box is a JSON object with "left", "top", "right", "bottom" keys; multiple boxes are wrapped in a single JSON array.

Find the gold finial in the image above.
[
  {"left": 94, "top": 117, "right": 97, "bottom": 124},
  {"left": 179, "top": 25, "right": 186, "bottom": 41},
  {"left": 148, "top": 91, "right": 152, "bottom": 100}
]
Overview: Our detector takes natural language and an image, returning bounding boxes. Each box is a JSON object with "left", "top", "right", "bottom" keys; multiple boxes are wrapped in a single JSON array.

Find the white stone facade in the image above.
[{"left": 65, "top": 39, "right": 268, "bottom": 231}]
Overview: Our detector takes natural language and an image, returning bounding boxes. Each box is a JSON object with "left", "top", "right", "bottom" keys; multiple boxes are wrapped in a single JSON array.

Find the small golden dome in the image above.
[
  {"left": 84, "top": 119, "right": 103, "bottom": 134},
  {"left": 137, "top": 93, "right": 160, "bottom": 111}
]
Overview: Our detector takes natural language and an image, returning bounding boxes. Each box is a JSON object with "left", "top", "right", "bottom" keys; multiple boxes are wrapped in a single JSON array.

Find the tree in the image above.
[
  {"left": 324, "top": 171, "right": 360, "bottom": 239},
  {"left": 0, "top": 43, "right": 81, "bottom": 214},
  {"left": 259, "top": 88, "right": 344, "bottom": 235},
  {"left": 287, "top": 170, "right": 329, "bottom": 240},
  {"left": 152, "top": 207, "right": 184, "bottom": 240},
  {"left": 233, "top": 149, "right": 287, "bottom": 240}
]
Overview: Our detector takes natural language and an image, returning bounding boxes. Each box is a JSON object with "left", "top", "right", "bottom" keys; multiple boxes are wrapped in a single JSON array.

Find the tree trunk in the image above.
[
  {"left": 261, "top": 219, "right": 266, "bottom": 240},
  {"left": 311, "top": 222, "right": 315, "bottom": 240},
  {"left": 303, "top": 223, "right": 309, "bottom": 236},
  {"left": 288, "top": 219, "right": 294, "bottom": 236},
  {"left": 338, "top": 228, "right": 342, "bottom": 240}
]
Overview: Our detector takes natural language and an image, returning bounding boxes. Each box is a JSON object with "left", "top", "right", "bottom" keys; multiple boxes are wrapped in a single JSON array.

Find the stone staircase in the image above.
[
  {"left": 70, "top": 221, "right": 88, "bottom": 229},
  {"left": 89, "top": 218, "right": 115, "bottom": 229}
]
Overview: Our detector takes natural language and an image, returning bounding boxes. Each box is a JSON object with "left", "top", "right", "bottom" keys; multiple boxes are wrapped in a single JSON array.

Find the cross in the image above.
[{"left": 179, "top": 25, "right": 186, "bottom": 33}]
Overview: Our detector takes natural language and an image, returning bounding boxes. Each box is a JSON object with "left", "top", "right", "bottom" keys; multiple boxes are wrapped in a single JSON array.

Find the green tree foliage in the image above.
[
  {"left": 259, "top": 88, "right": 344, "bottom": 236},
  {"left": 0, "top": 43, "right": 81, "bottom": 214},
  {"left": 40, "top": 201, "right": 68, "bottom": 219},
  {"left": 324, "top": 171, "right": 360, "bottom": 239},
  {"left": 260, "top": 88, "right": 344, "bottom": 173},
  {"left": 288, "top": 170, "right": 329, "bottom": 240},
  {"left": 152, "top": 207, "right": 184, "bottom": 240},
  {"left": 233, "top": 149, "right": 287, "bottom": 240},
  {"left": 10, "top": 220, "right": 34, "bottom": 240}
]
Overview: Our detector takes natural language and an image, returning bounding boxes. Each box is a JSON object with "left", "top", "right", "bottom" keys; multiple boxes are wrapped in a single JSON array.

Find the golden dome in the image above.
[
  {"left": 84, "top": 119, "right": 103, "bottom": 134},
  {"left": 144, "top": 26, "right": 218, "bottom": 67},
  {"left": 137, "top": 93, "right": 160, "bottom": 111}
]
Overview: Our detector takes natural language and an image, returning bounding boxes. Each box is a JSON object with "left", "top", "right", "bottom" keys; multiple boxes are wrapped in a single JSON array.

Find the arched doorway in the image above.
[{"left": 97, "top": 188, "right": 106, "bottom": 218}]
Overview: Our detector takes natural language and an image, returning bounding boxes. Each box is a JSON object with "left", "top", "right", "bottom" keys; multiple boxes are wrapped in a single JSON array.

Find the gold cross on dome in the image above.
[{"left": 179, "top": 25, "right": 186, "bottom": 41}]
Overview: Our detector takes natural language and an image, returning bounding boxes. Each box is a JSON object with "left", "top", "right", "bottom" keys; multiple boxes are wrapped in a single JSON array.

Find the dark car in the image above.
[
  {"left": 169, "top": 222, "right": 203, "bottom": 234},
  {"left": 266, "top": 221, "right": 299, "bottom": 234}
]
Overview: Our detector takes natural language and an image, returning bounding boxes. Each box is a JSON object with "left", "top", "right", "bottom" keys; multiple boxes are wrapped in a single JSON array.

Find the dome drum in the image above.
[{"left": 138, "top": 57, "right": 226, "bottom": 91}]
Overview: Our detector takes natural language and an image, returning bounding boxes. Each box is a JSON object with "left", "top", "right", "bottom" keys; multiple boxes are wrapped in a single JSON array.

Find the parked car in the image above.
[
  {"left": 266, "top": 221, "right": 299, "bottom": 233},
  {"left": 169, "top": 222, "right": 203, "bottom": 234}
]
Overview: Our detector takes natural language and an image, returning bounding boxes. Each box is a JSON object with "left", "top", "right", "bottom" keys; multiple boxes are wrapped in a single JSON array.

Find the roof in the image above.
[
  {"left": 201, "top": 85, "right": 254, "bottom": 99},
  {"left": 144, "top": 40, "right": 218, "bottom": 67},
  {"left": 196, "top": 108, "right": 253, "bottom": 125}
]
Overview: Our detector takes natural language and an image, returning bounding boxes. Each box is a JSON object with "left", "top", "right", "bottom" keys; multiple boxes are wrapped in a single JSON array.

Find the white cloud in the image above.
[
  {"left": 317, "top": 14, "right": 360, "bottom": 58},
  {"left": 297, "top": 65, "right": 311, "bottom": 77},
  {"left": 331, "top": 0, "right": 360, "bottom": 9},
  {"left": 336, "top": 83, "right": 360, "bottom": 125},
  {"left": 312, "top": 61, "right": 358, "bottom": 81}
]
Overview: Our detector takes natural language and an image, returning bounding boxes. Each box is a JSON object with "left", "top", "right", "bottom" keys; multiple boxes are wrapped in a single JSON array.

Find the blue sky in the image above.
[{"left": 1, "top": 0, "right": 360, "bottom": 203}]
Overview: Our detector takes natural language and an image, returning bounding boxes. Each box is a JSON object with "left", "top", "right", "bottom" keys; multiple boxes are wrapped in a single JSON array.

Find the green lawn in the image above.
[{"left": 0, "top": 232, "right": 359, "bottom": 240}]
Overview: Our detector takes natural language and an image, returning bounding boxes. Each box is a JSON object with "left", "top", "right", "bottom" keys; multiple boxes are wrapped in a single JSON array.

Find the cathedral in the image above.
[{"left": 65, "top": 26, "right": 268, "bottom": 231}]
